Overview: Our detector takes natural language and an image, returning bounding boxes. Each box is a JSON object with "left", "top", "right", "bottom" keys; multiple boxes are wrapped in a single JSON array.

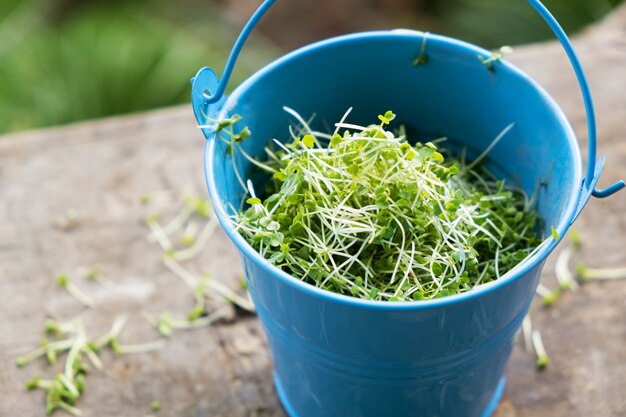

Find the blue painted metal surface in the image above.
[{"left": 191, "top": 1, "right": 624, "bottom": 416}]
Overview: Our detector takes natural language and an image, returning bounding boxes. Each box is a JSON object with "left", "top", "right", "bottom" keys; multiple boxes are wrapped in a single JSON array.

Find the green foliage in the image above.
[
  {"left": 233, "top": 110, "right": 542, "bottom": 301},
  {"left": 0, "top": 0, "right": 278, "bottom": 133},
  {"left": 432, "top": 0, "right": 623, "bottom": 48}
]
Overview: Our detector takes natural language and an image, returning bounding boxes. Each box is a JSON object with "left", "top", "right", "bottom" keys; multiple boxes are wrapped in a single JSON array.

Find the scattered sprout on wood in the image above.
[
  {"left": 142, "top": 190, "right": 255, "bottom": 317},
  {"left": 57, "top": 275, "right": 96, "bottom": 308},
  {"left": 531, "top": 329, "right": 549, "bottom": 370},
  {"left": 555, "top": 233, "right": 580, "bottom": 292},
  {"left": 140, "top": 194, "right": 152, "bottom": 205},
  {"left": 521, "top": 312, "right": 549, "bottom": 370},
  {"left": 536, "top": 283, "right": 561, "bottom": 307},
  {"left": 143, "top": 307, "right": 230, "bottom": 337},
  {"left": 478, "top": 46, "right": 514, "bottom": 72},
  {"left": 20, "top": 187, "right": 246, "bottom": 415},
  {"left": 84, "top": 266, "right": 122, "bottom": 290},
  {"left": 151, "top": 401, "right": 161, "bottom": 411},
  {"left": 232, "top": 108, "right": 543, "bottom": 301},
  {"left": 522, "top": 315, "right": 533, "bottom": 354},
  {"left": 576, "top": 264, "right": 626, "bottom": 281},
  {"left": 17, "top": 313, "right": 164, "bottom": 415},
  {"left": 412, "top": 32, "right": 429, "bottom": 66}
]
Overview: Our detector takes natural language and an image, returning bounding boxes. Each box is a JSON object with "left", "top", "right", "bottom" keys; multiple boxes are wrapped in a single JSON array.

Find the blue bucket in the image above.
[{"left": 191, "top": 1, "right": 624, "bottom": 416}]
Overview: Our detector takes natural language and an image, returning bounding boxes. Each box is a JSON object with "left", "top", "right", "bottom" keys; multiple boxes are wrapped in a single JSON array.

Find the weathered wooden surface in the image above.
[{"left": 1, "top": 6, "right": 625, "bottom": 417}]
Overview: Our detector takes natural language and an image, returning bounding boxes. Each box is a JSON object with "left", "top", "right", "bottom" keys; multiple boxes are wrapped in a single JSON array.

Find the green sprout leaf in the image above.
[
  {"left": 302, "top": 135, "right": 316, "bottom": 149},
  {"left": 551, "top": 227, "right": 559, "bottom": 241}
]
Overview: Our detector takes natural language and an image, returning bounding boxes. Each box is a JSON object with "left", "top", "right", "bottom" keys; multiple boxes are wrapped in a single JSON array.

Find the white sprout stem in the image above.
[
  {"left": 95, "top": 316, "right": 128, "bottom": 348},
  {"left": 334, "top": 122, "right": 367, "bottom": 132},
  {"left": 465, "top": 123, "right": 515, "bottom": 171},
  {"left": 283, "top": 106, "right": 314, "bottom": 136},
  {"left": 116, "top": 339, "right": 166, "bottom": 355},
  {"left": 535, "top": 283, "right": 553, "bottom": 298},
  {"left": 173, "top": 217, "right": 219, "bottom": 262},
  {"left": 206, "top": 280, "right": 256, "bottom": 312},
  {"left": 64, "top": 332, "right": 86, "bottom": 381},
  {"left": 64, "top": 281, "right": 96, "bottom": 308},
  {"left": 58, "top": 373, "right": 80, "bottom": 397},
  {"left": 418, "top": 32, "right": 429, "bottom": 59},
  {"left": 531, "top": 329, "right": 549, "bottom": 363},
  {"left": 149, "top": 204, "right": 193, "bottom": 241},
  {"left": 163, "top": 256, "right": 198, "bottom": 290},
  {"left": 17, "top": 339, "right": 75, "bottom": 364},
  {"left": 583, "top": 266, "right": 626, "bottom": 280},
  {"left": 180, "top": 307, "right": 230, "bottom": 329},
  {"left": 84, "top": 344, "right": 103, "bottom": 370},
  {"left": 495, "top": 247, "right": 501, "bottom": 279},
  {"left": 235, "top": 144, "right": 278, "bottom": 173},
  {"left": 333, "top": 107, "right": 354, "bottom": 136},
  {"left": 90, "top": 272, "right": 123, "bottom": 291},
  {"left": 182, "top": 220, "right": 199, "bottom": 244},
  {"left": 59, "top": 402, "right": 83, "bottom": 416},
  {"left": 555, "top": 244, "right": 579, "bottom": 291},
  {"left": 51, "top": 314, "right": 86, "bottom": 334},
  {"left": 145, "top": 217, "right": 173, "bottom": 251},
  {"left": 522, "top": 315, "right": 533, "bottom": 354},
  {"left": 144, "top": 307, "right": 229, "bottom": 330},
  {"left": 389, "top": 217, "right": 406, "bottom": 284}
]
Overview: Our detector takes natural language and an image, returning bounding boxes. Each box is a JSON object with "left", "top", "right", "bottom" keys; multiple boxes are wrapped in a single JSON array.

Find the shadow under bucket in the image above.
[{"left": 191, "top": 1, "right": 624, "bottom": 416}]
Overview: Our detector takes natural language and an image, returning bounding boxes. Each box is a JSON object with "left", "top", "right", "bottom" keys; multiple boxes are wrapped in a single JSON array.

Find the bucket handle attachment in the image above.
[
  {"left": 195, "top": 0, "right": 624, "bottom": 200},
  {"left": 201, "top": 0, "right": 277, "bottom": 105}
]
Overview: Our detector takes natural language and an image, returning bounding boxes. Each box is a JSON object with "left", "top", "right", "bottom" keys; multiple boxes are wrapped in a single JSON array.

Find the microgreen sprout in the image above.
[
  {"left": 233, "top": 109, "right": 542, "bottom": 301},
  {"left": 522, "top": 315, "right": 533, "bottom": 354},
  {"left": 576, "top": 264, "right": 626, "bottom": 281},
  {"left": 16, "top": 339, "right": 75, "bottom": 368},
  {"left": 412, "top": 32, "right": 430, "bottom": 66},
  {"left": 57, "top": 275, "right": 96, "bottom": 308},
  {"left": 562, "top": 231, "right": 626, "bottom": 282},
  {"left": 110, "top": 339, "right": 165, "bottom": 355},
  {"left": 531, "top": 329, "right": 549, "bottom": 370},
  {"left": 145, "top": 215, "right": 174, "bottom": 252},
  {"left": 144, "top": 307, "right": 230, "bottom": 335},
  {"left": 478, "top": 46, "right": 514, "bottom": 72},
  {"left": 554, "top": 232, "right": 580, "bottom": 292},
  {"left": 181, "top": 221, "right": 198, "bottom": 247},
  {"left": 84, "top": 266, "right": 121, "bottom": 290},
  {"left": 151, "top": 401, "right": 161, "bottom": 411},
  {"left": 140, "top": 194, "right": 152, "bottom": 205},
  {"left": 535, "top": 283, "right": 561, "bottom": 307},
  {"left": 551, "top": 226, "right": 559, "bottom": 241},
  {"left": 171, "top": 217, "right": 219, "bottom": 262}
]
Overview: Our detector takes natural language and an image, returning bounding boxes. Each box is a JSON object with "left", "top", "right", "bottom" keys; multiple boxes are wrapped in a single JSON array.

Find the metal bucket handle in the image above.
[{"left": 191, "top": 0, "right": 624, "bottom": 203}]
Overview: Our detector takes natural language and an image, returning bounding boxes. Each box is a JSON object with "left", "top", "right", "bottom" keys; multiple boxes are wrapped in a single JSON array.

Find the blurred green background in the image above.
[{"left": 0, "top": 0, "right": 622, "bottom": 134}]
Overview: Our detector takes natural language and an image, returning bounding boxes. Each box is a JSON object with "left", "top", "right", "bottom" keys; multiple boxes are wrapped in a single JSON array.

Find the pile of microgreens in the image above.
[
  {"left": 222, "top": 108, "right": 544, "bottom": 302},
  {"left": 17, "top": 190, "right": 250, "bottom": 415}
]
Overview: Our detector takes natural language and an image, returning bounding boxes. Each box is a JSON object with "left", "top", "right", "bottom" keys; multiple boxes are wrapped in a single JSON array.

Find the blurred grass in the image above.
[
  {"left": 0, "top": 0, "right": 622, "bottom": 134},
  {"left": 0, "top": 0, "right": 279, "bottom": 133},
  {"left": 434, "top": 0, "right": 623, "bottom": 47}
]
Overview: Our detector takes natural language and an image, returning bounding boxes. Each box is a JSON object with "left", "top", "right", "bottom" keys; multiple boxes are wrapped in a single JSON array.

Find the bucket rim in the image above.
[{"left": 205, "top": 30, "right": 583, "bottom": 310}]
